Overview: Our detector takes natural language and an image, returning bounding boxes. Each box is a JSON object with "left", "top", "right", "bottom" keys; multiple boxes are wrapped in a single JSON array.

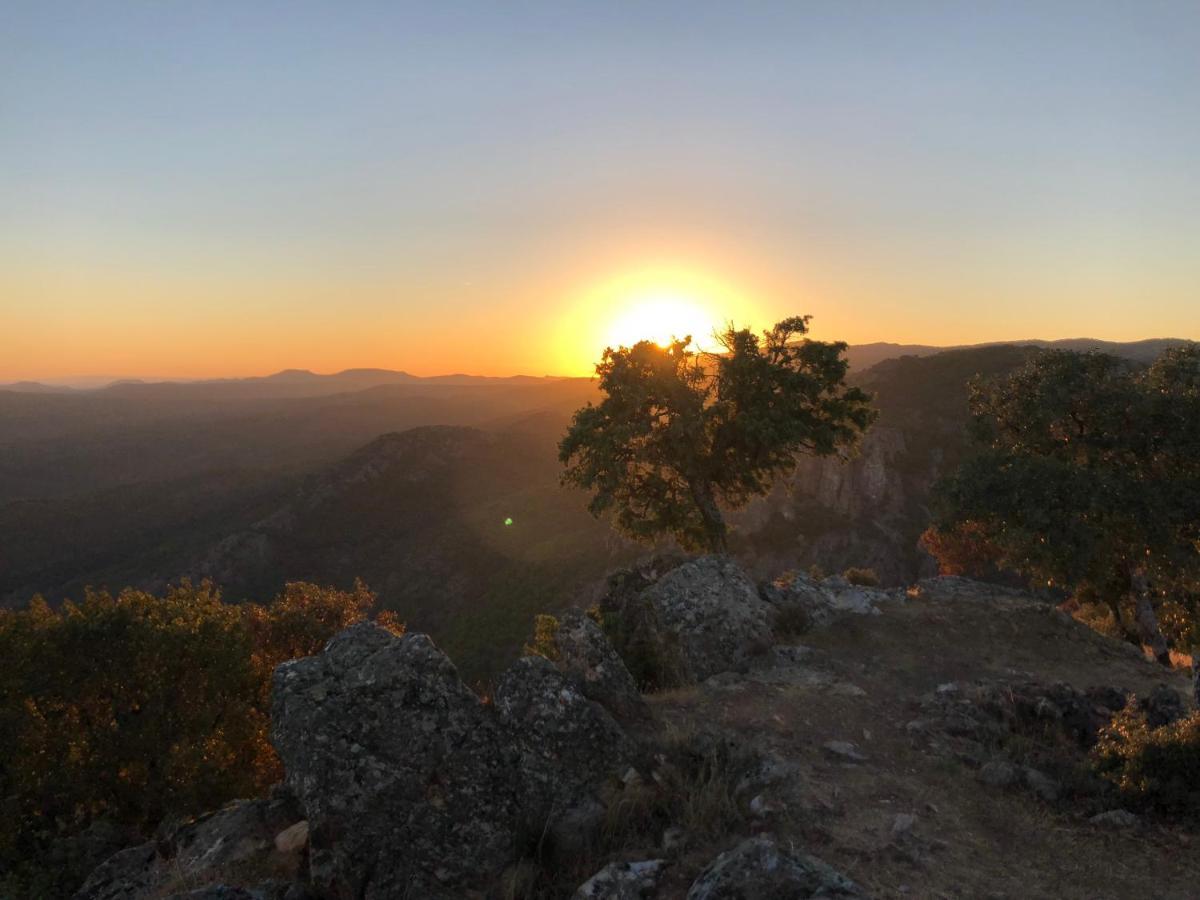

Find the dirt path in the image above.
[{"left": 648, "top": 590, "right": 1198, "bottom": 899}]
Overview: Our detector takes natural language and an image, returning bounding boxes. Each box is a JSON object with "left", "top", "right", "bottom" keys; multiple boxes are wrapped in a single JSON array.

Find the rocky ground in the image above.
[{"left": 72, "top": 561, "right": 1200, "bottom": 900}]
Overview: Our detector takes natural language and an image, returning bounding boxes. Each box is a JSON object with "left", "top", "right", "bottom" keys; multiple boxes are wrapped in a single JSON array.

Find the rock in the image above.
[
  {"left": 978, "top": 760, "right": 1018, "bottom": 788},
  {"left": 913, "top": 576, "right": 1032, "bottom": 604},
  {"left": 760, "top": 574, "right": 835, "bottom": 628},
  {"left": 686, "top": 836, "right": 863, "bottom": 898},
  {"left": 270, "top": 623, "right": 520, "bottom": 899},
  {"left": 1090, "top": 809, "right": 1141, "bottom": 829},
  {"left": 892, "top": 813, "right": 917, "bottom": 836},
  {"left": 74, "top": 797, "right": 303, "bottom": 900},
  {"left": 639, "top": 556, "right": 775, "bottom": 682},
  {"left": 274, "top": 820, "right": 308, "bottom": 855},
  {"left": 1022, "top": 767, "right": 1061, "bottom": 801},
  {"left": 823, "top": 740, "right": 868, "bottom": 763},
  {"left": 1140, "top": 684, "right": 1186, "bottom": 728},
  {"left": 495, "top": 654, "right": 631, "bottom": 817},
  {"left": 573, "top": 860, "right": 666, "bottom": 899},
  {"left": 661, "top": 826, "right": 687, "bottom": 855},
  {"left": 549, "top": 797, "right": 607, "bottom": 856},
  {"left": 552, "top": 609, "right": 647, "bottom": 719}
]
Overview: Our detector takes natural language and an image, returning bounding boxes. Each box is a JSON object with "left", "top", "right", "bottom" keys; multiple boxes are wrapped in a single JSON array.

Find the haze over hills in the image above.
[
  {"left": 7, "top": 338, "right": 1192, "bottom": 678},
  {"left": 2, "top": 337, "right": 1188, "bottom": 394}
]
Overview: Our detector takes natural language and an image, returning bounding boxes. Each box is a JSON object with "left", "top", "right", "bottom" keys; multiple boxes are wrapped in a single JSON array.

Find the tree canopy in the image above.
[
  {"left": 559, "top": 316, "right": 876, "bottom": 552},
  {"left": 926, "top": 345, "right": 1200, "bottom": 661}
]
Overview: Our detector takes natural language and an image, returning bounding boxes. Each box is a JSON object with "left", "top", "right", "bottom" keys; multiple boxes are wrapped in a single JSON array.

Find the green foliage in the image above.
[
  {"left": 929, "top": 345, "right": 1200, "bottom": 642},
  {"left": 559, "top": 317, "right": 875, "bottom": 552},
  {"left": 1092, "top": 706, "right": 1200, "bottom": 816},
  {"left": 0, "top": 580, "right": 399, "bottom": 897},
  {"left": 842, "top": 566, "right": 880, "bottom": 587}
]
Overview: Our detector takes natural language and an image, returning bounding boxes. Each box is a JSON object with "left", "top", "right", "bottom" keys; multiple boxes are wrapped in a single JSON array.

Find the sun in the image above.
[{"left": 605, "top": 294, "right": 720, "bottom": 351}]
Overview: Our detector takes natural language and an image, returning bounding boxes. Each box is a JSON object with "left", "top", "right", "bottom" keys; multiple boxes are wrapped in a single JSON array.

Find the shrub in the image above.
[
  {"left": 597, "top": 605, "right": 688, "bottom": 692},
  {"left": 522, "top": 614, "right": 561, "bottom": 661},
  {"left": 1092, "top": 705, "right": 1200, "bottom": 816},
  {"left": 772, "top": 603, "right": 811, "bottom": 640},
  {"left": 842, "top": 566, "right": 880, "bottom": 587},
  {"left": 0, "top": 579, "right": 400, "bottom": 897}
]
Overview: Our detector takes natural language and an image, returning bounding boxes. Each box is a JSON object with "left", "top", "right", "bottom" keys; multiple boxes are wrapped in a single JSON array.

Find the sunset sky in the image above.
[{"left": 3, "top": 2, "right": 1198, "bottom": 382}]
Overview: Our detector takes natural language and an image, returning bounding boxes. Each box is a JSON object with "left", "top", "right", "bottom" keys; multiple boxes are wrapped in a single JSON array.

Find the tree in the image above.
[
  {"left": 559, "top": 316, "right": 875, "bottom": 552},
  {"left": 926, "top": 346, "right": 1200, "bottom": 664}
]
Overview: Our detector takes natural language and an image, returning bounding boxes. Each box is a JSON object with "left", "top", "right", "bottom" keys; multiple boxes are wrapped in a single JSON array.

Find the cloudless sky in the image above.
[{"left": 2, "top": 1, "right": 1198, "bottom": 380}]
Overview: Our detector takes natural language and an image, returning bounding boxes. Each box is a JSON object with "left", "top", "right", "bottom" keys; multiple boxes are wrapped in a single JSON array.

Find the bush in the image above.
[
  {"left": 597, "top": 605, "right": 688, "bottom": 692},
  {"left": 0, "top": 579, "right": 401, "bottom": 897},
  {"left": 1092, "top": 705, "right": 1200, "bottom": 816},
  {"left": 842, "top": 566, "right": 880, "bottom": 587}
]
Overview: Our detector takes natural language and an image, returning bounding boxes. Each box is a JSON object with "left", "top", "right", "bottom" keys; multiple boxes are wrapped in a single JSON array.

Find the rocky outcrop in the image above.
[
  {"left": 760, "top": 571, "right": 899, "bottom": 631},
  {"left": 270, "top": 623, "right": 520, "bottom": 898},
  {"left": 551, "top": 609, "right": 647, "bottom": 719},
  {"left": 269, "top": 622, "right": 637, "bottom": 898},
  {"left": 686, "top": 836, "right": 863, "bottom": 898},
  {"left": 495, "top": 655, "right": 632, "bottom": 816},
  {"left": 638, "top": 556, "right": 774, "bottom": 682},
  {"left": 573, "top": 860, "right": 666, "bottom": 899},
  {"left": 73, "top": 796, "right": 303, "bottom": 900}
]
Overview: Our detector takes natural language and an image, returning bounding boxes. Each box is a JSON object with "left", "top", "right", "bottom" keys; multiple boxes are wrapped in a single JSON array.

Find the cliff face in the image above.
[{"left": 735, "top": 345, "right": 1041, "bottom": 585}]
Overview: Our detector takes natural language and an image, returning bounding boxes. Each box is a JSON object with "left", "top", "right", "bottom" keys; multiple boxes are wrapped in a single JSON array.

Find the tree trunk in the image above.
[
  {"left": 689, "top": 479, "right": 728, "bottom": 555},
  {"left": 1129, "top": 567, "right": 1171, "bottom": 667}
]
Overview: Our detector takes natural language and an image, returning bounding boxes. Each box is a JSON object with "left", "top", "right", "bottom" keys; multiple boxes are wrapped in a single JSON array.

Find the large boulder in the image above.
[
  {"left": 639, "top": 556, "right": 774, "bottom": 682},
  {"left": 495, "top": 655, "right": 632, "bottom": 817},
  {"left": 73, "top": 797, "right": 303, "bottom": 900},
  {"left": 270, "top": 623, "right": 519, "bottom": 899},
  {"left": 551, "top": 609, "right": 647, "bottom": 720},
  {"left": 686, "top": 836, "right": 863, "bottom": 899}
]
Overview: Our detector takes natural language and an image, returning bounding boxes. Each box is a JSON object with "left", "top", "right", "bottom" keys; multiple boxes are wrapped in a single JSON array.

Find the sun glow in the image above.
[{"left": 605, "top": 295, "right": 719, "bottom": 351}]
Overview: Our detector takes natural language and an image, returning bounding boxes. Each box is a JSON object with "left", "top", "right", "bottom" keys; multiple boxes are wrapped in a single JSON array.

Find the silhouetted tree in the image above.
[
  {"left": 926, "top": 346, "right": 1200, "bottom": 664},
  {"left": 559, "top": 316, "right": 875, "bottom": 552}
]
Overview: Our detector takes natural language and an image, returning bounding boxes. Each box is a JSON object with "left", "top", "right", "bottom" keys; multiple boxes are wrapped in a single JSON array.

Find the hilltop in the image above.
[{"left": 68, "top": 557, "right": 1200, "bottom": 899}]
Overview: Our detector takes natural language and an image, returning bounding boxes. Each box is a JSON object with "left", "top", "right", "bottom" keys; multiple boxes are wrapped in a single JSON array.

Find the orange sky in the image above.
[{"left": 3, "top": 4, "right": 1198, "bottom": 382}]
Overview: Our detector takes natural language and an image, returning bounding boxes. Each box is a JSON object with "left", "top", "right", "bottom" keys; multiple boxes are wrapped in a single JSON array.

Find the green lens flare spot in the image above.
[{"left": 504, "top": 517, "right": 514, "bottom": 526}]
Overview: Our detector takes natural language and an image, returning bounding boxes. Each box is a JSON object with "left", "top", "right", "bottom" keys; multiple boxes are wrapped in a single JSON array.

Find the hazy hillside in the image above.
[{"left": 2, "top": 339, "right": 1189, "bottom": 678}]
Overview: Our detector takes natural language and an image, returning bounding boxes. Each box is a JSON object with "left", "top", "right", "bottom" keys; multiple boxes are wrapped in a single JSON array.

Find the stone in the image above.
[
  {"left": 978, "top": 760, "right": 1018, "bottom": 788},
  {"left": 270, "top": 623, "right": 520, "bottom": 899},
  {"left": 892, "top": 813, "right": 917, "bottom": 836},
  {"left": 1022, "top": 767, "right": 1060, "bottom": 801},
  {"left": 273, "top": 820, "right": 308, "bottom": 856},
  {"left": 638, "top": 556, "right": 775, "bottom": 682},
  {"left": 661, "top": 826, "right": 687, "bottom": 855},
  {"left": 552, "top": 609, "right": 647, "bottom": 719},
  {"left": 1140, "top": 684, "right": 1186, "bottom": 728},
  {"left": 1090, "top": 809, "right": 1141, "bottom": 829},
  {"left": 74, "top": 797, "right": 303, "bottom": 900},
  {"left": 686, "top": 836, "right": 863, "bottom": 899},
  {"left": 495, "top": 654, "right": 631, "bottom": 818},
  {"left": 823, "top": 740, "right": 868, "bottom": 763},
  {"left": 573, "top": 860, "right": 666, "bottom": 899}
]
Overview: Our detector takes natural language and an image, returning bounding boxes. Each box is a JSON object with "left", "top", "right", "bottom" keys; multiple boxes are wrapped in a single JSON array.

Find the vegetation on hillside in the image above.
[
  {"left": 560, "top": 317, "right": 876, "bottom": 552},
  {"left": 0, "top": 579, "right": 401, "bottom": 897}
]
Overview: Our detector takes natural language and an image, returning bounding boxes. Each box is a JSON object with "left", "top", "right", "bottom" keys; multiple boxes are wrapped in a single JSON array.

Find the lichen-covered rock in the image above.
[
  {"left": 495, "top": 655, "right": 631, "bottom": 816},
  {"left": 912, "top": 576, "right": 1033, "bottom": 605},
  {"left": 270, "top": 623, "right": 519, "bottom": 899},
  {"left": 639, "top": 556, "right": 774, "bottom": 682},
  {"left": 552, "top": 609, "right": 647, "bottom": 720},
  {"left": 572, "top": 859, "right": 666, "bottom": 899},
  {"left": 73, "top": 797, "right": 303, "bottom": 900},
  {"left": 761, "top": 572, "right": 893, "bottom": 630},
  {"left": 686, "top": 836, "right": 863, "bottom": 899}
]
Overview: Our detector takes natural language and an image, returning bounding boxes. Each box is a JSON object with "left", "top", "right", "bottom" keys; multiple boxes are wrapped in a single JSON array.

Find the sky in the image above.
[{"left": 2, "top": 1, "right": 1198, "bottom": 381}]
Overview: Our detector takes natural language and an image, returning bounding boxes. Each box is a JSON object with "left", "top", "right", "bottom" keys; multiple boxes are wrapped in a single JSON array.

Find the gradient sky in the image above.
[{"left": 2, "top": 1, "right": 1198, "bottom": 381}]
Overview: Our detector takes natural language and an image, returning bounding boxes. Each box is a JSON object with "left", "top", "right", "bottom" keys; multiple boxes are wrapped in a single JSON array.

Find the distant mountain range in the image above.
[{"left": 3, "top": 337, "right": 1190, "bottom": 394}]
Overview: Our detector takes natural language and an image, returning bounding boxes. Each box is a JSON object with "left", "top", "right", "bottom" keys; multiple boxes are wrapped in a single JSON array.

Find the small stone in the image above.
[
  {"left": 823, "top": 740, "right": 868, "bottom": 763},
  {"left": 573, "top": 859, "right": 666, "bottom": 899},
  {"left": 274, "top": 820, "right": 309, "bottom": 855},
  {"left": 1022, "top": 767, "right": 1060, "bottom": 802},
  {"left": 662, "top": 826, "right": 686, "bottom": 855},
  {"left": 892, "top": 813, "right": 917, "bottom": 836},
  {"left": 978, "top": 760, "right": 1018, "bottom": 788},
  {"left": 1089, "top": 810, "right": 1140, "bottom": 829}
]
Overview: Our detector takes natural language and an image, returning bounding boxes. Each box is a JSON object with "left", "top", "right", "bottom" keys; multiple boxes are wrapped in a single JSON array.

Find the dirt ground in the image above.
[{"left": 646, "top": 589, "right": 1198, "bottom": 899}]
